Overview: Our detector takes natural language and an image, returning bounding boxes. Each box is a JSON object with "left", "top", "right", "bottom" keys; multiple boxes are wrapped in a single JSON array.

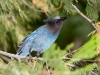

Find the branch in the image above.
[
  {"left": 21, "top": 0, "right": 45, "bottom": 13},
  {"left": 1, "top": 50, "right": 99, "bottom": 64},
  {"left": 63, "top": 57, "right": 100, "bottom": 63},
  {"left": 71, "top": 4, "right": 100, "bottom": 34},
  {"left": 0, "top": 50, "right": 43, "bottom": 61}
]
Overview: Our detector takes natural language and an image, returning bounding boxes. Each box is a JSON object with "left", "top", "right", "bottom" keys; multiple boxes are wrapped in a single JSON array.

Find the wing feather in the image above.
[{"left": 17, "top": 25, "right": 46, "bottom": 53}]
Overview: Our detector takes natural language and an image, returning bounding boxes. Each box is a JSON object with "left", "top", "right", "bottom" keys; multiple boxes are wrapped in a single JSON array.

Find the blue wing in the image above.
[{"left": 17, "top": 25, "right": 46, "bottom": 53}]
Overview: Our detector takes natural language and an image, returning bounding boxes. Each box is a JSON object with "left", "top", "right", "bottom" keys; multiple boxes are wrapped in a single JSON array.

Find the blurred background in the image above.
[
  {"left": 0, "top": 0, "right": 97, "bottom": 55},
  {"left": 1, "top": 0, "right": 100, "bottom": 75}
]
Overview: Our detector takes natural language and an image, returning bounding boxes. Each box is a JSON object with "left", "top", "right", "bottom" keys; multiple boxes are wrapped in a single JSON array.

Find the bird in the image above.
[{"left": 16, "top": 16, "right": 67, "bottom": 57}]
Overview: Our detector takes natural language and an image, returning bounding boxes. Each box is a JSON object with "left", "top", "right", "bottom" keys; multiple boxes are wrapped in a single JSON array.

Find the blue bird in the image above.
[{"left": 16, "top": 16, "right": 67, "bottom": 56}]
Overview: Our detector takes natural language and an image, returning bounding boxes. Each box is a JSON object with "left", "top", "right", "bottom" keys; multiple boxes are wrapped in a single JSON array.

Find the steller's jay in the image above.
[{"left": 16, "top": 16, "right": 67, "bottom": 56}]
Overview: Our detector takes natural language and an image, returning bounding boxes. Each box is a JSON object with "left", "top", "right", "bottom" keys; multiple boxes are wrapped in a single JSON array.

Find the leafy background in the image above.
[{"left": 0, "top": 0, "right": 100, "bottom": 75}]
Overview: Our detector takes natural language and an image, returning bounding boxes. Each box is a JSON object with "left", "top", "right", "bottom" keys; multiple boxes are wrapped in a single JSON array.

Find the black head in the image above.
[{"left": 43, "top": 16, "right": 67, "bottom": 33}]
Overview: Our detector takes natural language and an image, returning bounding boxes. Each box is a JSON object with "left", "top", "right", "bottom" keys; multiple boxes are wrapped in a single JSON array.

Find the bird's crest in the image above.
[{"left": 43, "top": 16, "right": 60, "bottom": 23}]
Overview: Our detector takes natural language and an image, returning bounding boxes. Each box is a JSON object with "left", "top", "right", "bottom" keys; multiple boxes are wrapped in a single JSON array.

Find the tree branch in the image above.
[
  {"left": 71, "top": 4, "right": 100, "bottom": 34},
  {"left": 21, "top": 0, "right": 45, "bottom": 13},
  {"left": 63, "top": 57, "right": 100, "bottom": 63},
  {"left": 0, "top": 50, "right": 43, "bottom": 61}
]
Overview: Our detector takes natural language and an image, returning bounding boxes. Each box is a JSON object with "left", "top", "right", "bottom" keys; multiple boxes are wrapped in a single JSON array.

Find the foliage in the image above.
[
  {"left": 86, "top": 0, "right": 100, "bottom": 21},
  {"left": 0, "top": 0, "right": 100, "bottom": 75}
]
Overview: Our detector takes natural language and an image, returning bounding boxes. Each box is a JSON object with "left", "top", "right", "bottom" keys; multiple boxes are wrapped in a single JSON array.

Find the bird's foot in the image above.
[
  {"left": 37, "top": 51, "right": 42, "bottom": 57},
  {"left": 26, "top": 54, "right": 33, "bottom": 62},
  {"left": 25, "top": 55, "right": 38, "bottom": 68}
]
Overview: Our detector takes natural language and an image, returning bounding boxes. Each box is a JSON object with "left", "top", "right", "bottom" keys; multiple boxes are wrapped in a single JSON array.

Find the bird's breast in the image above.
[{"left": 33, "top": 28, "right": 59, "bottom": 51}]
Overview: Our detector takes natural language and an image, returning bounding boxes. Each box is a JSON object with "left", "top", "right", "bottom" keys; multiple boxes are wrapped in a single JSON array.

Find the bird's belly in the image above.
[{"left": 32, "top": 33, "right": 58, "bottom": 52}]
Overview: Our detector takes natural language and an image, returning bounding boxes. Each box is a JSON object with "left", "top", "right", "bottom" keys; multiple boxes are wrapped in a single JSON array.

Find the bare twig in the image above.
[
  {"left": 0, "top": 50, "right": 43, "bottom": 61},
  {"left": 21, "top": 0, "right": 45, "bottom": 13},
  {"left": 82, "top": 59, "right": 100, "bottom": 63},
  {"left": 91, "top": 71, "right": 98, "bottom": 75},
  {"left": 44, "top": 60, "right": 50, "bottom": 75},
  {"left": 67, "top": 63, "right": 76, "bottom": 68},
  {"left": 63, "top": 57, "right": 100, "bottom": 63},
  {"left": 0, "top": 55, "right": 10, "bottom": 62},
  {"left": 71, "top": 4, "right": 100, "bottom": 34}
]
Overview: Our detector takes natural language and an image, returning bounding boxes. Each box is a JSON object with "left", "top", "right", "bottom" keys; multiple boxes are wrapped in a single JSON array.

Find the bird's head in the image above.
[{"left": 43, "top": 16, "right": 67, "bottom": 33}]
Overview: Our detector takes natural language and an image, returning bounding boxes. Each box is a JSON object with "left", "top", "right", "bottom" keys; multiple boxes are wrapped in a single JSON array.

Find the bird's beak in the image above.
[{"left": 60, "top": 16, "right": 67, "bottom": 21}]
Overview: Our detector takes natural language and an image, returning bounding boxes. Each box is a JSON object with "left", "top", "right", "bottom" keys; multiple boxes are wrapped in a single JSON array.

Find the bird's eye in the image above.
[{"left": 55, "top": 21, "right": 59, "bottom": 23}]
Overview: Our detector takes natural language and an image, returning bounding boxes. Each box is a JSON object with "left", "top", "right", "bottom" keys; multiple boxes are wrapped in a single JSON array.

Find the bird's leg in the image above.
[
  {"left": 27, "top": 46, "right": 33, "bottom": 62},
  {"left": 29, "top": 48, "right": 33, "bottom": 58},
  {"left": 37, "top": 52, "right": 40, "bottom": 57},
  {"left": 25, "top": 47, "right": 34, "bottom": 67},
  {"left": 37, "top": 50, "right": 42, "bottom": 57},
  {"left": 26, "top": 55, "right": 32, "bottom": 63}
]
